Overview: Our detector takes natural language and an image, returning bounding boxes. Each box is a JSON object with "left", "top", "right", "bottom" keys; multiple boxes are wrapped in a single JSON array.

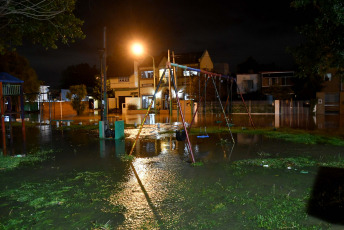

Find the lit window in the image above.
[
  {"left": 324, "top": 73, "right": 332, "bottom": 81},
  {"left": 141, "top": 71, "right": 153, "bottom": 79},
  {"left": 159, "top": 69, "right": 173, "bottom": 78},
  {"left": 119, "top": 77, "right": 129, "bottom": 82},
  {"left": 183, "top": 70, "right": 198, "bottom": 76}
]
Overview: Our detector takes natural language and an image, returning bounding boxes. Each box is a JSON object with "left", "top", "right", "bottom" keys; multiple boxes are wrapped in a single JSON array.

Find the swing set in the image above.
[{"left": 128, "top": 51, "right": 255, "bottom": 163}]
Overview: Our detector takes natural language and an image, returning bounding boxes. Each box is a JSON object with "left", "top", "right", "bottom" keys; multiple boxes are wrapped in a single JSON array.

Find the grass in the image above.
[
  {"left": 187, "top": 126, "right": 344, "bottom": 146},
  {"left": 0, "top": 170, "right": 125, "bottom": 229},
  {"left": 155, "top": 170, "right": 330, "bottom": 229},
  {"left": 0, "top": 149, "right": 54, "bottom": 171},
  {"left": 231, "top": 155, "right": 344, "bottom": 169}
]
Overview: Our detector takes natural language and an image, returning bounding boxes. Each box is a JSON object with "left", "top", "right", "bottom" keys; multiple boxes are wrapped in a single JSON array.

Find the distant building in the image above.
[
  {"left": 236, "top": 74, "right": 260, "bottom": 94},
  {"left": 261, "top": 71, "right": 294, "bottom": 92},
  {"left": 109, "top": 50, "right": 215, "bottom": 113},
  {"left": 37, "top": 85, "right": 49, "bottom": 102},
  {"left": 316, "top": 73, "right": 344, "bottom": 114}
]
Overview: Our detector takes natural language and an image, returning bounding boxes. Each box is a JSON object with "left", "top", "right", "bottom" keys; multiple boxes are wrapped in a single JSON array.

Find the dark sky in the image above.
[{"left": 18, "top": 0, "right": 302, "bottom": 87}]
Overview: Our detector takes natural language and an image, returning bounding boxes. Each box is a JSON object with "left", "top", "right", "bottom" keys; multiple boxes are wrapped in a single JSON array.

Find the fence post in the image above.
[{"left": 275, "top": 100, "right": 280, "bottom": 115}]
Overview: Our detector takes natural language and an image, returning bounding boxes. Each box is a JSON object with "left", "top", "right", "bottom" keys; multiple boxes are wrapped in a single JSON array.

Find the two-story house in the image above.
[
  {"left": 108, "top": 50, "right": 214, "bottom": 113},
  {"left": 108, "top": 59, "right": 138, "bottom": 112},
  {"left": 236, "top": 71, "right": 295, "bottom": 100},
  {"left": 137, "top": 50, "right": 214, "bottom": 111}
]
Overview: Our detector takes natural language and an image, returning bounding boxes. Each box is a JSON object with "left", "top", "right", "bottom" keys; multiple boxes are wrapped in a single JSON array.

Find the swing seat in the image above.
[
  {"left": 176, "top": 129, "right": 186, "bottom": 141},
  {"left": 215, "top": 120, "right": 222, "bottom": 124},
  {"left": 228, "top": 123, "right": 234, "bottom": 127},
  {"left": 197, "top": 134, "right": 209, "bottom": 138}
]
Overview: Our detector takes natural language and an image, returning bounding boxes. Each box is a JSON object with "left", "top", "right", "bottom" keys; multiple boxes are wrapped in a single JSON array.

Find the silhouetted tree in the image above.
[
  {"left": 0, "top": 51, "right": 40, "bottom": 101},
  {"left": 66, "top": 84, "right": 87, "bottom": 115},
  {"left": 0, "top": 0, "right": 85, "bottom": 53},
  {"left": 91, "top": 75, "right": 114, "bottom": 101},
  {"left": 61, "top": 63, "right": 98, "bottom": 94},
  {"left": 289, "top": 0, "right": 344, "bottom": 99},
  {"left": 236, "top": 57, "right": 260, "bottom": 73}
]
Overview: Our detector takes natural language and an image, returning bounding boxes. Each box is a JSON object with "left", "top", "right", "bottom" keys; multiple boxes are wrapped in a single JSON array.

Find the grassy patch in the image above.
[
  {"left": 0, "top": 170, "right": 125, "bottom": 229},
  {"left": 188, "top": 127, "right": 344, "bottom": 146},
  {"left": 191, "top": 162, "right": 204, "bottom": 167},
  {"left": 0, "top": 149, "right": 54, "bottom": 171},
  {"left": 231, "top": 155, "right": 344, "bottom": 169},
  {"left": 156, "top": 167, "right": 331, "bottom": 229}
]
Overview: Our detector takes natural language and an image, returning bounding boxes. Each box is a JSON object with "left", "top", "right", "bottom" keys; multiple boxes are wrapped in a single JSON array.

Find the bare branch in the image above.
[{"left": 0, "top": 0, "right": 66, "bottom": 20}]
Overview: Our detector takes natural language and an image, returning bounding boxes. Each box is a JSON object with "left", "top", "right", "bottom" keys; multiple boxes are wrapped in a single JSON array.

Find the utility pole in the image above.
[{"left": 102, "top": 26, "right": 108, "bottom": 128}]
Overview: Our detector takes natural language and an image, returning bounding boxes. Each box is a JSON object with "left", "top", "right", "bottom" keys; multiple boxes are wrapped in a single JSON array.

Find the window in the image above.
[
  {"left": 142, "top": 95, "right": 154, "bottom": 109},
  {"left": 141, "top": 71, "right": 153, "bottom": 79},
  {"left": 183, "top": 70, "right": 198, "bottom": 76},
  {"left": 159, "top": 69, "right": 173, "bottom": 78},
  {"left": 242, "top": 80, "right": 253, "bottom": 93},
  {"left": 119, "top": 76, "right": 129, "bottom": 82},
  {"left": 324, "top": 73, "right": 332, "bottom": 81},
  {"left": 271, "top": 78, "right": 278, "bottom": 85}
]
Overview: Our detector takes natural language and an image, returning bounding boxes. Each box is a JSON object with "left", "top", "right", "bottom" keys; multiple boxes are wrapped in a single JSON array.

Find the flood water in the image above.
[{"left": 1, "top": 112, "right": 344, "bottom": 229}]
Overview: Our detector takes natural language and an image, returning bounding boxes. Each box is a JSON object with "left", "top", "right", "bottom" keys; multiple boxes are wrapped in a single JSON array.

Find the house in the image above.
[
  {"left": 137, "top": 50, "right": 214, "bottom": 112},
  {"left": 260, "top": 71, "right": 295, "bottom": 99},
  {"left": 108, "top": 58, "right": 138, "bottom": 112},
  {"left": 316, "top": 73, "right": 344, "bottom": 114},
  {"left": 236, "top": 74, "right": 260, "bottom": 94},
  {"left": 108, "top": 50, "right": 215, "bottom": 113}
]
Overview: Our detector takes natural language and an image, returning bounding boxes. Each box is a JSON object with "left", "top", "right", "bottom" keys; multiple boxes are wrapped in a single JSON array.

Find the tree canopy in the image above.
[
  {"left": 66, "top": 84, "right": 87, "bottom": 115},
  {"left": 290, "top": 0, "right": 344, "bottom": 78},
  {"left": 0, "top": 0, "right": 85, "bottom": 52},
  {"left": 60, "top": 63, "right": 98, "bottom": 93},
  {"left": 91, "top": 76, "right": 114, "bottom": 101},
  {"left": 0, "top": 51, "right": 40, "bottom": 101}
]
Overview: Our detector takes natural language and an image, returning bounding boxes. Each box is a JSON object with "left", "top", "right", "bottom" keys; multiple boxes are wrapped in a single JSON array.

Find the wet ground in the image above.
[{"left": 1, "top": 113, "right": 344, "bottom": 229}]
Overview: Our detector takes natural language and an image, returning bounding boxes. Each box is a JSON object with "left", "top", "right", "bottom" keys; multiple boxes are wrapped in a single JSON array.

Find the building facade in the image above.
[{"left": 109, "top": 50, "right": 215, "bottom": 113}]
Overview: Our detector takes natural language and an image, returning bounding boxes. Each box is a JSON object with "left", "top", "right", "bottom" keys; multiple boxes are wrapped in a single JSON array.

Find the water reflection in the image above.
[{"left": 23, "top": 106, "right": 344, "bottom": 132}]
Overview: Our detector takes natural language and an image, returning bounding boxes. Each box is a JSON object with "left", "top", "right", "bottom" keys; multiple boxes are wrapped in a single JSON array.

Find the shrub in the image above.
[{"left": 127, "top": 104, "right": 138, "bottom": 110}]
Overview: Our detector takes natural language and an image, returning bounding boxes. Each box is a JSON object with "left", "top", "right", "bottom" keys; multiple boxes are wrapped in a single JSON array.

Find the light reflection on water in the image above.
[{"left": 26, "top": 110, "right": 344, "bottom": 132}]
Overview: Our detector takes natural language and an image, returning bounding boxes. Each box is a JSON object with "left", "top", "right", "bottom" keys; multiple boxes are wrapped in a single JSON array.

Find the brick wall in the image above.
[{"left": 41, "top": 101, "right": 91, "bottom": 119}]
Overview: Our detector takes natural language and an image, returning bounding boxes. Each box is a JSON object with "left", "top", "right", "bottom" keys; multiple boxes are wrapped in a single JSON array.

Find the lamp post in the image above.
[{"left": 132, "top": 43, "right": 156, "bottom": 114}]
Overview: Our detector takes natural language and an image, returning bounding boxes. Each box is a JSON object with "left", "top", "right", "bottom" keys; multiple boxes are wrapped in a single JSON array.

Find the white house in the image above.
[{"left": 236, "top": 74, "right": 260, "bottom": 94}]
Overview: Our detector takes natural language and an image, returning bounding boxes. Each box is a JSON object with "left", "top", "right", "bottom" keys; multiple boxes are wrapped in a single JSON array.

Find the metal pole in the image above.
[
  {"left": 173, "top": 51, "right": 178, "bottom": 122},
  {"left": 103, "top": 26, "right": 107, "bottom": 126},
  {"left": 152, "top": 56, "right": 156, "bottom": 114},
  {"left": 168, "top": 50, "right": 172, "bottom": 118},
  {"left": 211, "top": 77, "right": 235, "bottom": 143},
  {"left": 129, "top": 69, "right": 167, "bottom": 156},
  {"left": 20, "top": 85, "right": 25, "bottom": 141},
  {"left": 0, "top": 82, "right": 6, "bottom": 155},
  {"left": 100, "top": 54, "right": 103, "bottom": 121},
  {"left": 169, "top": 66, "right": 195, "bottom": 163}
]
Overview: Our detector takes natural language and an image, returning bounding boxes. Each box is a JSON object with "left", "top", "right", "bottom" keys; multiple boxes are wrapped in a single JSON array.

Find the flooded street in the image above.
[{"left": 1, "top": 112, "right": 344, "bottom": 229}]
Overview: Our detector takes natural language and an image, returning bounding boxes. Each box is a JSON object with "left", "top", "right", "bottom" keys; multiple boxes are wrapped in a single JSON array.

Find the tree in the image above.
[
  {"left": 236, "top": 57, "right": 260, "bottom": 74},
  {"left": 289, "top": 0, "right": 344, "bottom": 82},
  {"left": 0, "top": 0, "right": 85, "bottom": 52},
  {"left": 91, "top": 75, "right": 114, "bottom": 101},
  {"left": 66, "top": 84, "right": 87, "bottom": 115},
  {"left": 0, "top": 51, "right": 40, "bottom": 101},
  {"left": 61, "top": 63, "right": 98, "bottom": 93}
]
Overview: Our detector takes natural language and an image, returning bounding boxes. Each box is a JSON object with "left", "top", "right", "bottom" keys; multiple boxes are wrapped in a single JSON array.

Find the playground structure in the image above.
[
  {"left": 0, "top": 73, "right": 26, "bottom": 156},
  {"left": 128, "top": 51, "right": 255, "bottom": 163}
]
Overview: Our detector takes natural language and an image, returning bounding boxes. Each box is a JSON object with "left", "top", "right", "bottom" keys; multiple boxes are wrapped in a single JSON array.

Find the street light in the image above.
[{"left": 131, "top": 43, "right": 156, "bottom": 114}]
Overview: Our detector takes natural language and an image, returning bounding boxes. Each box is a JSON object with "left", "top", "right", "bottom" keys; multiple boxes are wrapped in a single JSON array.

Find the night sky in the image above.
[{"left": 18, "top": 0, "right": 303, "bottom": 87}]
